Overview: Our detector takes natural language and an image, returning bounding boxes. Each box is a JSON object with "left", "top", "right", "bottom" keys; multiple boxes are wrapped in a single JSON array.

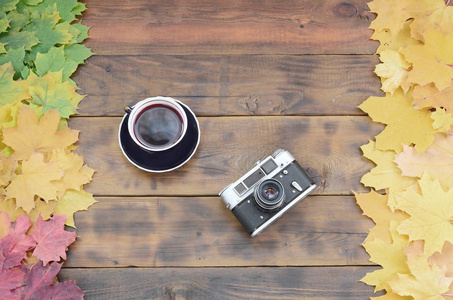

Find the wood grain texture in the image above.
[
  {"left": 59, "top": 266, "right": 381, "bottom": 299},
  {"left": 62, "top": 1, "right": 385, "bottom": 297},
  {"left": 65, "top": 196, "right": 372, "bottom": 267},
  {"left": 81, "top": 0, "right": 377, "bottom": 55},
  {"left": 69, "top": 116, "right": 382, "bottom": 196},
  {"left": 74, "top": 55, "right": 382, "bottom": 116}
]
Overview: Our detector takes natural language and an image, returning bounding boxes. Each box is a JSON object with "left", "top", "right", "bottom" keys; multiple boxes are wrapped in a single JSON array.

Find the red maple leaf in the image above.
[
  {"left": 31, "top": 215, "right": 75, "bottom": 265},
  {"left": 14, "top": 261, "right": 83, "bottom": 300},
  {"left": 0, "top": 267, "right": 23, "bottom": 299},
  {"left": 0, "top": 214, "right": 35, "bottom": 270}
]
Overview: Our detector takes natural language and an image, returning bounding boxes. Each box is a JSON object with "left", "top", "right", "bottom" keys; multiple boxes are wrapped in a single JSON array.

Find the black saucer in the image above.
[{"left": 119, "top": 103, "right": 200, "bottom": 172}]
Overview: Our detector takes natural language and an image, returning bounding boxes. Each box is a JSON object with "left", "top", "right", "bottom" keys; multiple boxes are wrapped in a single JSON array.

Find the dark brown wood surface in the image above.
[
  {"left": 73, "top": 55, "right": 382, "bottom": 116},
  {"left": 69, "top": 116, "right": 382, "bottom": 196},
  {"left": 64, "top": 196, "right": 372, "bottom": 267},
  {"left": 59, "top": 267, "right": 381, "bottom": 299},
  {"left": 82, "top": 0, "right": 377, "bottom": 55},
  {"left": 65, "top": 0, "right": 381, "bottom": 298}
]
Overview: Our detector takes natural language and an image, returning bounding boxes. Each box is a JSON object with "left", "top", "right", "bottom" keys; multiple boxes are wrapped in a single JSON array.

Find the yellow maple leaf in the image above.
[
  {"left": 4, "top": 153, "right": 63, "bottom": 213},
  {"left": 0, "top": 100, "right": 22, "bottom": 130},
  {"left": 371, "top": 20, "right": 422, "bottom": 54},
  {"left": 402, "top": 30, "right": 453, "bottom": 91},
  {"left": 389, "top": 252, "right": 453, "bottom": 300},
  {"left": 362, "top": 222, "right": 410, "bottom": 292},
  {"left": 410, "top": 5, "right": 453, "bottom": 42},
  {"left": 431, "top": 108, "right": 453, "bottom": 133},
  {"left": 0, "top": 210, "right": 10, "bottom": 238},
  {"left": 360, "top": 141, "right": 416, "bottom": 210},
  {"left": 2, "top": 106, "right": 79, "bottom": 160},
  {"left": 55, "top": 189, "right": 96, "bottom": 228},
  {"left": 355, "top": 190, "right": 408, "bottom": 244},
  {"left": 368, "top": 0, "right": 444, "bottom": 35},
  {"left": 0, "top": 153, "right": 17, "bottom": 187},
  {"left": 0, "top": 197, "right": 24, "bottom": 223},
  {"left": 28, "top": 199, "right": 57, "bottom": 223},
  {"left": 394, "top": 134, "right": 453, "bottom": 191},
  {"left": 0, "top": 196, "right": 57, "bottom": 224},
  {"left": 48, "top": 149, "right": 95, "bottom": 197},
  {"left": 371, "top": 293, "right": 412, "bottom": 300},
  {"left": 413, "top": 81, "right": 453, "bottom": 112},
  {"left": 359, "top": 90, "right": 436, "bottom": 154},
  {"left": 396, "top": 173, "right": 453, "bottom": 256},
  {"left": 375, "top": 49, "right": 412, "bottom": 94},
  {"left": 0, "top": 91, "right": 23, "bottom": 154}
]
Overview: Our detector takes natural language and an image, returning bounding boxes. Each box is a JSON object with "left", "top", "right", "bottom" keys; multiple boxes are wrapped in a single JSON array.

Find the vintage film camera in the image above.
[{"left": 219, "top": 149, "right": 317, "bottom": 237}]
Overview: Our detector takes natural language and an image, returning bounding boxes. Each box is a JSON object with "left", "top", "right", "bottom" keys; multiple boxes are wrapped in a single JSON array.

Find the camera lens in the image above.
[
  {"left": 264, "top": 187, "right": 278, "bottom": 199},
  {"left": 254, "top": 179, "right": 285, "bottom": 211}
]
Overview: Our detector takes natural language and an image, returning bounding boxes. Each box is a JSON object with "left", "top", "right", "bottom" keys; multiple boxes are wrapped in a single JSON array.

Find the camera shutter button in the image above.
[{"left": 291, "top": 181, "right": 303, "bottom": 192}]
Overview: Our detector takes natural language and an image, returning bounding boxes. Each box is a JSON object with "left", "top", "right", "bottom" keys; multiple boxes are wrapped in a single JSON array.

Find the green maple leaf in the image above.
[
  {"left": 64, "top": 44, "right": 93, "bottom": 80},
  {"left": 24, "top": 0, "right": 44, "bottom": 5},
  {"left": 71, "top": 2, "right": 86, "bottom": 17},
  {"left": 24, "top": 10, "right": 71, "bottom": 58},
  {"left": 60, "top": 60, "right": 77, "bottom": 82},
  {"left": 8, "top": 10, "right": 30, "bottom": 29},
  {"left": 0, "top": 1, "right": 92, "bottom": 80},
  {"left": 27, "top": 71, "right": 82, "bottom": 118},
  {"left": 65, "top": 44, "right": 92, "bottom": 64},
  {"left": 0, "top": 0, "right": 19, "bottom": 12},
  {"left": 55, "top": 21, "right": 81, "bottom": 45},
  {"left": 0, "top": 30, "right": 39, "bottom": 51},
  {"left": 35, "top": 46, "right": 65, "bottom": 76},
  {"left": 20, "top": 64, "right": 30, "bottom": 78},
  {"left": 14, "top": 0, "right": 44, "bottom": 12},
  {"left": 35, "top": 45, "right": 91, "bottom": 81},
  {"left": 52, "top": 0, "right": 79, "bottom": 22},
  {"left": 25, "top": 0, "right": 79, "bottom": 22},
  {"left": 0, "top": 62, "right": 30, "bottom": 105},
  {"left": 72, "top": 22, "right": 90, "bottom": 43},
  {"left": 0, "top": 14, "right": 11, "bottom": 33},
  {"left": 0, "top": 46, "right": 25, "bottom": 77}
]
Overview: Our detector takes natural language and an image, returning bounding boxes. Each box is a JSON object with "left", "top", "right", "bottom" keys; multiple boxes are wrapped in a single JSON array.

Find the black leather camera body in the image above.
[{"left": 219, "top": 149, "right": 317, "bottom": 237}]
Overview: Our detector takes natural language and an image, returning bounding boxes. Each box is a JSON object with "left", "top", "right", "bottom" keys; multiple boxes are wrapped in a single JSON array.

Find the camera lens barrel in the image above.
[{"left": 254, "top": 179, "right": 285, "bottom": 211}]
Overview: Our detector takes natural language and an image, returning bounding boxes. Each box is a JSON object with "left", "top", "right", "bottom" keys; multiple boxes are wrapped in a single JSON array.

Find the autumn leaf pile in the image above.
[
  {"left": 0, "top": 0, "right": 94, "bottom": 298},
  {"left": 356, "top": 0, "right": 453, "bottom": 299}
]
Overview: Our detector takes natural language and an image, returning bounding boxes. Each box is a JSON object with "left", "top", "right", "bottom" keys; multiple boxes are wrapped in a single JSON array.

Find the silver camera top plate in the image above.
[{"left": 219, "top": 149, "right": 295, "bottom": 210}]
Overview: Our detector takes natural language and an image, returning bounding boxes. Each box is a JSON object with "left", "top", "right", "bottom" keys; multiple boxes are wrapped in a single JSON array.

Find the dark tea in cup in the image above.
[{"left": 127, "top": 97, "right": 188, "bottom": 152}]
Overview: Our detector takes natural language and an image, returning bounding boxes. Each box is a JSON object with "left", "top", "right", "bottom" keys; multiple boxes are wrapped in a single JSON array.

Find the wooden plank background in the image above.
[
  {"left": 74, "top": 55, "right": 381, "bottom": 116},
  {"left": 61, "top": 0, "right": 383, "bottom": 298}
]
